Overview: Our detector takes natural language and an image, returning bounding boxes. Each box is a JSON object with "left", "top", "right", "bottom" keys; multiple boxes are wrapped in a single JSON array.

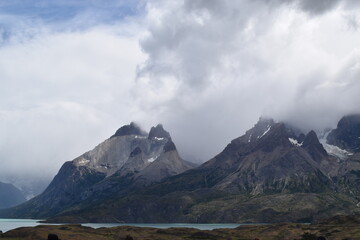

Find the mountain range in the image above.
[{"left": 1, "top": 114, "right": 360, "bottom": 223}]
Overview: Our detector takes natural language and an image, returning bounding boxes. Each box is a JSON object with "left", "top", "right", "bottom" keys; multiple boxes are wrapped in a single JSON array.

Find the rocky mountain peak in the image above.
[
  {"left": 303, "top": 130, "right": 320, "bottom": 146},
  {"left": 111, "top": 122, "right": 147, "bottom": 138},
  {"left": 302, "top": 130, "right": 328, "bottom": 161},
  {"left": 256, "top": 123, "right": 294, "bottom": 151},
  {"left": 240, "top": 117, "right": 275, "bottom": 143},
  {"left": 338, "top": 114, "right": 360, "bottom": 128},
  {"left": 148, "top": 124, "right": 171, "bottom": 140},
  {"left": 327, "top": 114, "right": 360, "bottom": 152}
]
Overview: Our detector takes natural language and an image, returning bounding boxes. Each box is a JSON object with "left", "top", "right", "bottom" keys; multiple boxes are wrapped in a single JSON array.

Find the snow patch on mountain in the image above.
[
  {"left": 134, "top": 136, "right": 147, "bottom": 139},
  {"left": 321, "top": 142, "right": 353, "bottom": 160},
  {"left": 147, "top": 156, "right": 158, "bottom": 163},
  {"left": 258, "top": 125, "right": 271, "bottom": 139},
  {"left": 288, "top": 138, "right": 303, "bottom": 147},
  {"left": 319, "top": 130, "right": 353, "bottom": 160},
  {"left": 77, "top": 159, "right": 90, "bottom": 165}
]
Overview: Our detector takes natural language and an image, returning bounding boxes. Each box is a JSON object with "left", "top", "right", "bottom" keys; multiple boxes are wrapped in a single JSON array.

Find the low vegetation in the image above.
[{"left": 1, "top": 215, "right": 360, "bottom": 240}]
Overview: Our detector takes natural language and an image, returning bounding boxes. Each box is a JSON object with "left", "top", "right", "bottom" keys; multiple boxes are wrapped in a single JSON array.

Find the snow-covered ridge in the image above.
[
  {"left": 288, "top": 138, "right": 303, "bottom": 147},
  {"left": 154, "top": 137, "right": 165, "bottom": 141}
]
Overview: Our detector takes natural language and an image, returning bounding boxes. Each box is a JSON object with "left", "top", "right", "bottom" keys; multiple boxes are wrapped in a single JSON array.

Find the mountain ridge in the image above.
[{"left": 2, "top": 115, "right": 360, "bottom": 223}]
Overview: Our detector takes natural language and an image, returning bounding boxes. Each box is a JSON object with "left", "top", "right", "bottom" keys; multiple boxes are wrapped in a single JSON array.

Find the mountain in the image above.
[
  {"left": 3, "top": 116, "right": 360, "bottom": 223},
  {"left": 0, "top": 182, "right": 26, "bottom": 209},
  {"left": 0, "top": 123, "right": 195, "bottom": 219},
  {"left": 28, "top": 117, "right": 360, "bottom": 223}
]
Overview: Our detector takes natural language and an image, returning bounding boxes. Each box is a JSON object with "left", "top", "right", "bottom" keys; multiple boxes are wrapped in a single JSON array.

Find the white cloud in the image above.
[
  {"left": 135, "top": 0, "right": 360, "bottom": 161},
  {"left": 0, "top": 22, "right": 146, "bottom": 181}
]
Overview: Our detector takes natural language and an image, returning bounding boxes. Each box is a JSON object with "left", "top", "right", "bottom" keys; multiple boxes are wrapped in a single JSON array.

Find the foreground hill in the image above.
[{"left": 3, "top": 214, "right": 360, "bottom": 240}]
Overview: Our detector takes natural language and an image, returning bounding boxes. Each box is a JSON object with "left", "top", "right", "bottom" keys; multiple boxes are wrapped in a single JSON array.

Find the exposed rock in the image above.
[
  {"left": 327, "top": 114, "right": 360, "bottom": 153},
  {"left": 148, "top": 124, "right": 171, "bottom": 140},
  {"left": 302, "top": 130, "right": 328, "bottom": 162}
]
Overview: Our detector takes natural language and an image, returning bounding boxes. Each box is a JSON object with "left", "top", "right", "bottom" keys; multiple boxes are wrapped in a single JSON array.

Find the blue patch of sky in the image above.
[
  {"left": 0, "top": 0, "right": 143, "bottom": 23},
  {"left": 0, "top": 0, "right": 144, "bottom": 46}
]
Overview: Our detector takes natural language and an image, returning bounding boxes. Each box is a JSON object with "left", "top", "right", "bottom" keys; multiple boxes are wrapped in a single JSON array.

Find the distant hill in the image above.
[{"left": 0, "top": 182, "right": 26, "bottom": 209}]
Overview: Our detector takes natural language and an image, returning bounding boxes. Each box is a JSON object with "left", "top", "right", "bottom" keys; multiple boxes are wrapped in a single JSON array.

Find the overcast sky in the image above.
[{"left": 1, "top": 0, "right": 360, "bottom": 182}]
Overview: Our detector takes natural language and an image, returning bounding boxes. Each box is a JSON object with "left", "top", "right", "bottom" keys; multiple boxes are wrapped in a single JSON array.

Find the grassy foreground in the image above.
[{"left": 1, "top": 216, "right": 360, "bottom": 240}]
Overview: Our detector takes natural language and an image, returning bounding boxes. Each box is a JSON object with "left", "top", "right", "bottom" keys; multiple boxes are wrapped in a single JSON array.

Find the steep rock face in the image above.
[
  {"left": 0, "top": 123, "right": 193, "bottom": 218},
  {"left": 327, "top": 114, "right": 360, "bottom": 153},
  {"left": 0, "top": 182, "right": 26, "bottom": 209}
]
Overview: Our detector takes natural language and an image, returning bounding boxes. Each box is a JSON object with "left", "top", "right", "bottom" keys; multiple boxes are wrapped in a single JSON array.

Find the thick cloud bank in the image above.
[
  {"left": 136, "top": 0, "right": 360, "bottom": 161},
  {"left": 1, "top": 0, "right": 360, "bottom": 183}
]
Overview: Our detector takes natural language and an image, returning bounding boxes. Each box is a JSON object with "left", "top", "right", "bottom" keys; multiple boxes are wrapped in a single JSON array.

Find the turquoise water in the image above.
[
  {"left": 82, "top": 223, "right": 241, "bottom": 230},
  {"left": 0, "top": 219, "right": 241, "bottom": 233},
  {"left": 0, "top": 219, "right": 46, "bottom": 232}
]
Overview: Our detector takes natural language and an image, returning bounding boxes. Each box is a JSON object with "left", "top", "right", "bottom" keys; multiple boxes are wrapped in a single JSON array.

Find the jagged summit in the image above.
[
  {"left": 111, "top": 122, "right": 147, "bottom": 138},
  {"left": 303, "top": 130, "right": 322, "bottom": 147},
  {"left": 148, "top": 124, "right": 171, "bottom": 140},
  {"left": 241, "top": 117, "right": 275, "bottom": 143},
  {"left": 302, "top": 130, "right": 328, "bottom": 161}
]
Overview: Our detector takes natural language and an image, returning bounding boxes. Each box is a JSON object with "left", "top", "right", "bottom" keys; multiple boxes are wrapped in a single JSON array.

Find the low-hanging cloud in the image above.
[{"left": 135, "top": 0, "right": 360, "bottom": 161}]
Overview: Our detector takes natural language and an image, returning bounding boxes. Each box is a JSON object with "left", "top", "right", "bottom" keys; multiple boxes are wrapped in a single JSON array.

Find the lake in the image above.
[{"left": 0, "top": 219, "right": 242, "bottom": 233}]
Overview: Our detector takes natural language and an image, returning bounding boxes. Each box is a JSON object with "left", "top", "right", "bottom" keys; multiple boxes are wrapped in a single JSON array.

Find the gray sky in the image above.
[{"left": 1, "top": 0, "right": 360, "bottom": 182}]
